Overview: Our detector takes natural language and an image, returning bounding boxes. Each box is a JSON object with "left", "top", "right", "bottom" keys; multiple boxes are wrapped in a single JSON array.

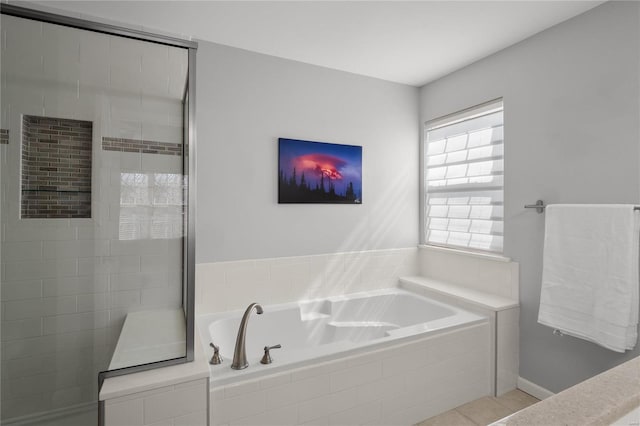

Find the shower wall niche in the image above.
[
  {"left": 1, "top": 129, "right": 9, "bottom": 144},
  {"left": 21, "top": 115, "right": 93, "bottom": 219}
]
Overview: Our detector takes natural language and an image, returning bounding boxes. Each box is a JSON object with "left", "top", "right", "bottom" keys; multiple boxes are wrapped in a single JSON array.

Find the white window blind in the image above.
[{"left": 423, "top": 99, "right": 504, "bottom": 253}]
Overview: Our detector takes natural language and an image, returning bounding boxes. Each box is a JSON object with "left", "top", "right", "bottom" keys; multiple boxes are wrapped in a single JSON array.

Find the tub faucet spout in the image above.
[{"left": 231, "top": 303, "right": 263, "bottom": 370}]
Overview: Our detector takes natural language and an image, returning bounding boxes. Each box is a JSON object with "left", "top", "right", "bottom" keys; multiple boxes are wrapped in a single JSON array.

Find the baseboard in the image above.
[
  {"left": 3, "top": 401, "right": 96, "bottom": 426},
  {"left": 517, "top": 376, "right": 555, "bottom": 400}
]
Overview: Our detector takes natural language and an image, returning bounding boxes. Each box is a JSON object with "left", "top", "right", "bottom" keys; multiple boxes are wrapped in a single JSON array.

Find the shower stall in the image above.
[{"left": 0, "top": 5, "right": 196, "bottom": 425}]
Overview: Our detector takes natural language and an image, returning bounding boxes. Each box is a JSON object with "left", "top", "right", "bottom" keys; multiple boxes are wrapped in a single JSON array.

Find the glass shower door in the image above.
[{"left": 0, "top": 11, "right": 192, "bottom": 425}]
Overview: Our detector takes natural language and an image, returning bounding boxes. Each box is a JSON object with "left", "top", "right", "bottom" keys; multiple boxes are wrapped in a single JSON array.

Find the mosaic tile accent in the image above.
[
  {"left": 0, "top": 129, "right": 8, "bottom": 144},
  {"left": 21, "top": 116, "right": 92, "bottom": 219},
  {"left": 102, "top": 137, "right": 182, "bottom": 156}
]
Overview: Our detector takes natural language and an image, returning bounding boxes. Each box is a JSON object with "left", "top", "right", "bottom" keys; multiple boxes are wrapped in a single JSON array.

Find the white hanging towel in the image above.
[{"left": 538, "top": 204, "right": 640, "bottom": 352}]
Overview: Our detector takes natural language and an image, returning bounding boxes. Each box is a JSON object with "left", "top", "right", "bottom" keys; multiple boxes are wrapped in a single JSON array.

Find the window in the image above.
[
  {"left": 423, "top": 99, "right": 504, "bottom": 253},
  {"left": 119, "top": 172, "right": 184, "bottom": 240}
]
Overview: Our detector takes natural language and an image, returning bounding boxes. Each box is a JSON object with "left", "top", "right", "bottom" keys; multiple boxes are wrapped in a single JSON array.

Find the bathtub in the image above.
[{"left": 197, "top": 287, "right": 486, "bottom": 387}]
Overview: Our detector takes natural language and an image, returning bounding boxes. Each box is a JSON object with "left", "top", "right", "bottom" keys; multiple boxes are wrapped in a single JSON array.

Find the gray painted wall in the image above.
[
  {"left": 420, "top": 1, "right": 640, "bottom": 392},
  {"left": 196, "top": 42, "right": 420, "bottom": 263}
]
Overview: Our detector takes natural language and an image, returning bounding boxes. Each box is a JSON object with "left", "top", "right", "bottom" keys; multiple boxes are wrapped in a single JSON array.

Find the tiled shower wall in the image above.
[{"left": 0, "top": 15, "right": 187, "bottom": 421}]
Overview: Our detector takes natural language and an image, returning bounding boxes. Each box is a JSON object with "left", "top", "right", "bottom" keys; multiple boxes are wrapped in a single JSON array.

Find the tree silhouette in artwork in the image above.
[
  {"left": 345, "top": 182, "right": 356, "bottom": 201},
  {"left": 278, "top": 169, "right": 360, "bottom": 204},
  {"left": 300, "top": 172, "right": 307, "bottom": 190},
  {"left": 289, "top": 167, "right": 297, "bottom": 187}
]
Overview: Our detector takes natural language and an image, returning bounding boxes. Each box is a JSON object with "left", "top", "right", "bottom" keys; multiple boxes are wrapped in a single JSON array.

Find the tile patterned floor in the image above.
[{"left": 416, "top": 389, "right": 540, "bottom": 426}]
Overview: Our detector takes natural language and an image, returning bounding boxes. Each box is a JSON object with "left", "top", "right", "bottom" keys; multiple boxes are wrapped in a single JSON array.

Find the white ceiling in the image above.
[{"left": 32, "top": 1, "right": 604, "bottom": 87}]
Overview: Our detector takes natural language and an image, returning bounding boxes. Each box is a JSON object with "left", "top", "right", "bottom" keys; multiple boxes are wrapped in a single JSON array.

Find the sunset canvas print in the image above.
[{"left": 278, "top": 138, "right": 362, "bottom": 204}]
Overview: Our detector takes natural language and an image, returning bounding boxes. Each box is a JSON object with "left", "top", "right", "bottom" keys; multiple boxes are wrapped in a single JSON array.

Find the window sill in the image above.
[{"left": 418, "top": 244, "right": 511, "bottom": 263}]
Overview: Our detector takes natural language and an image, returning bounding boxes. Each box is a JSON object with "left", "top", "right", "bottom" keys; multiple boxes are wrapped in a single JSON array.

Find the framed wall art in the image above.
[{"left": 278, "top": 138, "right": 362, "bottom": 204}]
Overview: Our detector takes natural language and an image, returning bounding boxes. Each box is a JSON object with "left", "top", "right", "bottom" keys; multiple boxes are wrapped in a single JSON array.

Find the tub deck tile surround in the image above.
[
  {"left": 399, "top": 276, "right": 518, "bottom": 312},
  {"left": 399, "top": 275, "right": 520, "bottom": 397},
  {"left": 200, "top": 287, "right": 485, "bottom": 388},
  {"left": 209, "top": 322, "right": 492, "bottom": 426},
  {"left": 195, "top": 247, "right": 520, "bottom": 425}
]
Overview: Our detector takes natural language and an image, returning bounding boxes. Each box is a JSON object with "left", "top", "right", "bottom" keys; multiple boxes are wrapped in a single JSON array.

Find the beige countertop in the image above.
[{"left": 493, "top": 356, "right": 640, "bottom": 426}]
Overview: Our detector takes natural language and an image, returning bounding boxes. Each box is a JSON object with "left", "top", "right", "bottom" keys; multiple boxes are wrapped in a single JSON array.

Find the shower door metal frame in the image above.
[{"left": 0, "top": 0, "right": 198, "bottom": 395}]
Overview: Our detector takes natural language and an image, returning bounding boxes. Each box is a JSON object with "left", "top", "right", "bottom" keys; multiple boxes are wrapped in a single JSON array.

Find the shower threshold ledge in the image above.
[
  {"left": 109, "top": 308, "right": 186, "bottom": 370},
  {"left": 100, "top": 330, "right": 208, "bottom": 401}
]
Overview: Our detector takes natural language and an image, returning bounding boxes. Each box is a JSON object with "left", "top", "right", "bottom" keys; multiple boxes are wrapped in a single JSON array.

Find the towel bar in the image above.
[
  {"left": 524, "top": 200, "right": 640, "bottom": 214},
  {"left": 524, "top": 200, "right": 545, "bottom": 213}
]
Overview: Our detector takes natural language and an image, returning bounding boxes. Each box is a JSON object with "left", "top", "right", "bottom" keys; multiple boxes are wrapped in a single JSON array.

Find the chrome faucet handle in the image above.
[
  {"left": 260, "top": 344, "right": 282, "bottom": 365},
  {"left": 209, "top": 342, "right": 222, "bottom": 365}
]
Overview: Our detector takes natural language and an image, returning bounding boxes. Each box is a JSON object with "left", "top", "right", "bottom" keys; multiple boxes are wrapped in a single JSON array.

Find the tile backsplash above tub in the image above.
[
  {"left": 195, "top": 248, "right": 418, "bottom": 314},
  {"left": 418, "top": 245, "right": 519, "bottom": 301}
]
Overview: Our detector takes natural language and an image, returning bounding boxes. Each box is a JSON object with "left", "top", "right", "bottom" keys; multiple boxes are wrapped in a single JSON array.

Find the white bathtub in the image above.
[{"left": 197, "top": 288, "right": 486, "bottom": 387}]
